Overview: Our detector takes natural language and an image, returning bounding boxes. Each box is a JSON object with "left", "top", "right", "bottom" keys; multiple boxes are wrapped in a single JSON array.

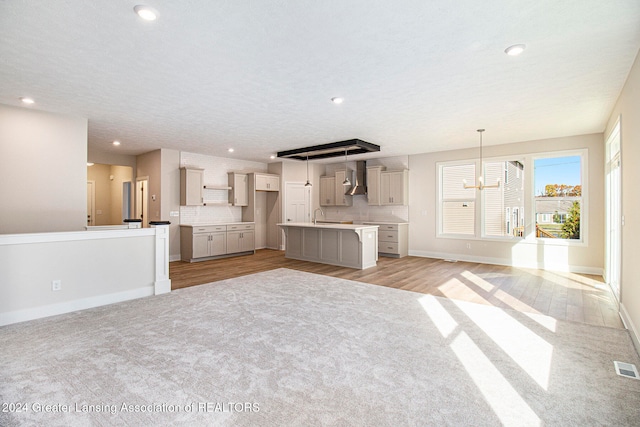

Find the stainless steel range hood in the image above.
[{"left": 347, "top": 161, "right": 367, "bottom": 196}]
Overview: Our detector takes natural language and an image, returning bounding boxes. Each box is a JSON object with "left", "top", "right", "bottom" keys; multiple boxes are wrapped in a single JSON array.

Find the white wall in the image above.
[
  {"left": 604, "top": 48, "right": 640, "bottom": 351},
  {"left": 408, "top": 133, "right": 604, "bottom": 274},
  {"left": 0, "top": 104, "right": 87, "bottom": 233}
]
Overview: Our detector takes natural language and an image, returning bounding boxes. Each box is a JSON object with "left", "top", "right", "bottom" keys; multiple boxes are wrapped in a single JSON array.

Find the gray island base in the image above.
[{"left": 278, "top": 223, "right": 379, "bottom": 270}]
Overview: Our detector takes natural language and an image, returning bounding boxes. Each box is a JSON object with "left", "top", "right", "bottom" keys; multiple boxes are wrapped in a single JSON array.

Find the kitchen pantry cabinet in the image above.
[
  {"left": 319, "top": 176, "right": 336, "bottom": 206},
  {"left": 180, "top": 167, "right": 204, "bottom": 206},
  {"left": 380, "top": 170, "right": 408, "bottom": 206},
  {"left": 180, "top": 223, "right": 255, "bottom": 262},
  {"left": 255, "top": 173, "right": 279, "bottom": 191},
  {"left": 228, "top": 173, "right": 249, "bottom": 206},
  {"left": 334, "top": 170, "right": 352, "bottom": 207}
]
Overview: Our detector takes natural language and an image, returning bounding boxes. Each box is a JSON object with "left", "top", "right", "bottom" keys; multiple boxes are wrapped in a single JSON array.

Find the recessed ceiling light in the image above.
[
  {"left": 270, "top": 155, "right": 275, "bottom": 159},
  {"left": 505, "top": 44, "right": 526, "bottom": 56},
  {"left": 331, "top": 97, "right": 344, "bottom": 104},
  {"left": 112, "top": 140, "right": 121, "bottom": 146},
  {"left": 228, "top": 148, "right": 234, "bottom": 153},
  {"left": 20, "top": 97, "right": 35, "bottom": 104},
  {"left": 134, "top": 5, "right": 158, "bottom": 21},
  {"left": 87, "top": 162, "right": 94, "bottom": 166}
]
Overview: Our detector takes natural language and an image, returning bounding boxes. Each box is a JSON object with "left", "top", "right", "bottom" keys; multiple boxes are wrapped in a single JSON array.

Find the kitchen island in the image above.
[{"left": 278, "top": 222, "right": 378, "bottom": 269}]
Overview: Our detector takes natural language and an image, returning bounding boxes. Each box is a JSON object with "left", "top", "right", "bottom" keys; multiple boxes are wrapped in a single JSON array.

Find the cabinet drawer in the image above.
[
  {"left": 193, "top": 225, "right": 226, "bottom": 233},
  {"left": 378, "top": 230, "right": 399, "bottom": 242},
  {"left": 379, "top": 242, "right": 399, "bottom": 254},
  {"left": 378, "top": 224, "right": 398, "bottom": 231},
  {"left": 228, "top": 223, "right": 255, "bottom": 231}
]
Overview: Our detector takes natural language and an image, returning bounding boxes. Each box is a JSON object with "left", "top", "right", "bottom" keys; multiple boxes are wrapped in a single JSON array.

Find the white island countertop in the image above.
[{"left": 277, "top": 222, "right": 378, "bottom": 230}]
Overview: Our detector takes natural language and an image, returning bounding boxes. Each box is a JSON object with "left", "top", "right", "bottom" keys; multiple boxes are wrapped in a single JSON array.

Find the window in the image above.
[
  {"left": 482, "top": 160, "right": 524, "bottom": 238},
  {"left": 534, "top": 154, "right": 583, "bottom": 240},
  {"left": 440, "top": 163, "right": 476, "bottom": 235},
  {"left": 438, "top": 150, "right": 584, "bottom": 243}
]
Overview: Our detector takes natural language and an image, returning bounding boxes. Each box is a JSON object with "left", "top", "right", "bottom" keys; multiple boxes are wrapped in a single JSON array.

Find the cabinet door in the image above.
[
  {"left": 240, "top": 231, "right": 255, "bottom": 252},
  {"left": 229, "top": 173, "right": 249, "bottom": 206},
  {"left": 366, "top": 167, "right": 382, "bottom": 206},
  {"left": 226, "top": 231, "right": 242, "bottom": 253},
  {"left": 319, "top": 177, "right": 335, "bottom": 206},
  {"left": 267, "top": 175, "right": 280, "bottom": 191},
  {"left": 334, "top": 170, "right": 352, "bottom": 206},
  {"left": 180, "top": 168, "right": 203, "bottom": 206},
  {"left": 381, "top": 171, "right": 407, "bottom": 205},
  {"left": 255, "top": 174, "right": 268, "bottom": 191},
  {"left": 210, "top": 232, "right": 227, "bottom": 256},
  {"left": 192, "top": 233, "right": 210, "bottom": 258}
]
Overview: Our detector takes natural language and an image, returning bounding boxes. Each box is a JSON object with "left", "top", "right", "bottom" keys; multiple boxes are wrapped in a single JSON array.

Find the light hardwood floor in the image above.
[{"left": 170, "top": 249, "right": 623, "bottom": 329}]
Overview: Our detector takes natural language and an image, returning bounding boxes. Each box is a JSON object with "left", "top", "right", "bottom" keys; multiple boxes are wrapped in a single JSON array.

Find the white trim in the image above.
[
  {"left": 408, "top": 249, "right": 603, "bottom": 276},
  {"left": 620, "top": 303, "right": 640, "bottom": 356},
  {"left": 169, "top": 254, "right": 182, "bottom": 262},
  {"left": 0, "top": 228, "right": 155, "bottom": 245},
  {"left": 0, "top": 286, "right": 154, "bottom": 327}
]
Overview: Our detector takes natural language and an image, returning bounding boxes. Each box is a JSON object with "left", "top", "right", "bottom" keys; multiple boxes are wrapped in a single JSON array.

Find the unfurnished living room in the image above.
[{"left": 1, "top": 1, "right": 640, "bottom": 426}]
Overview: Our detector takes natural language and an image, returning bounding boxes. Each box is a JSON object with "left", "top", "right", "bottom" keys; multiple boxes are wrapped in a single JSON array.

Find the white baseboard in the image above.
[
  {"left": 408, "top": 250, "right": 603, "bottom": 276},
  {"left": 169, "top": 254, "right": 181, "bottom": 262},
  {"left": 620, "top": 303, "right": 640, "bottom": 356},
  {"left": 0, "top": 286, "right": 154, "bottom": 327}
]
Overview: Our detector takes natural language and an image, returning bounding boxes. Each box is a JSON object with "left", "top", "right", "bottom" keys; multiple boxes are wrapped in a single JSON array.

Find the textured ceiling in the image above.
[{"left": 1, "top": 1, "right": 639, "bottom": 163}]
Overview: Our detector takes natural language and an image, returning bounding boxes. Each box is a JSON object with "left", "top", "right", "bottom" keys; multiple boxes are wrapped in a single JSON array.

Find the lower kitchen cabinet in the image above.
[
  {"left": 364, "top": 222, "right": 408, "bottom": 258},
  {"left": 226, "top": 223, "right": 255, "bottom": 254},
  {"left": 180, "top": 223, "right": 255, "bottom": 262}
]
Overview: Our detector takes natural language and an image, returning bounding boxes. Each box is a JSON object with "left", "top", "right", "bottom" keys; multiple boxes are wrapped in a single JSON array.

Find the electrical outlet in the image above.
[
  {"left": 466, "top": 243, "right": 471, "bottom": 249},
  {"left": 51, "top": 280, "right": 62, "bottom": 291}
]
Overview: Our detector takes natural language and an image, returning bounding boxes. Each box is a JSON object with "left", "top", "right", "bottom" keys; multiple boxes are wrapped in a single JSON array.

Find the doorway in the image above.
[
  {"left": 605, "top": 121, "right": 621, "bottom": 302},
  {"left": 284, "top": 182, "right": 310, "bottom": 249},
  {"left": 136, "top": 177, "right": 149, "bottom": 228}
]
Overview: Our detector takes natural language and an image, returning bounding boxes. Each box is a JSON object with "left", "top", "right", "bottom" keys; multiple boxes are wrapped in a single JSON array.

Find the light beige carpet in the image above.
[{"left": 1, "top": 268, "right": 639, "bottom": 426}]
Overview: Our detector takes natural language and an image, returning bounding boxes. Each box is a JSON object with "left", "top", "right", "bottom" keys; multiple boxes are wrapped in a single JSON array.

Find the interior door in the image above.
[
  {"left": 136, "top": 177, "right": 149, "bottom": 228},
  {"left": 285, "top": 182, "right": 310, "bottom": 223},
  {"left": 284, "top": 182, "right": 310, "bottom": 250}
]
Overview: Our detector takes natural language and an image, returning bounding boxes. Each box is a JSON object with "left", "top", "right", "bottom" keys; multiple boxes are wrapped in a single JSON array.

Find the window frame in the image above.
[{"left": 436, "top": 149, "right": 588, "bottom": 246}]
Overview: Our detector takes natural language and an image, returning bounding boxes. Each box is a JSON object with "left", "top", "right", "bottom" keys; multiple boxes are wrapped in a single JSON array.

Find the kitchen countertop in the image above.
[
  {"left": 180, "top": 222, "right": 254, "bottom": 227},
  {"left": 278, "top": 222, "right": 378, "bottom": 230}
]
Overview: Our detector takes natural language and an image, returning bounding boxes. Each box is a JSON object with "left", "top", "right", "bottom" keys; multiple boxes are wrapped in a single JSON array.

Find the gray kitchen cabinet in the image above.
[
  {"left": 380, "top": 170, "right": 408, "bottom": 205},
  {"left": 228, "top": 172, "right": 249, "bottom": 206},
  {"left": 180, "top": 167, "right": 204, "bottom": 206}
]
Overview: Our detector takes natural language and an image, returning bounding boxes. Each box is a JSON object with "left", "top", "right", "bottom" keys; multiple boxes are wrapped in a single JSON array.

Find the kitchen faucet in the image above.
[{"left": 313, "top": 208, "right": 324, "bottom": 224}]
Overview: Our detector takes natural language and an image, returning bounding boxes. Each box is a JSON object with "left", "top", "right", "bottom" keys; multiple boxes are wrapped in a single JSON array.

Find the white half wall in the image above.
[{"left": 0, "top": 226, "right": 171, "bottom": 326}]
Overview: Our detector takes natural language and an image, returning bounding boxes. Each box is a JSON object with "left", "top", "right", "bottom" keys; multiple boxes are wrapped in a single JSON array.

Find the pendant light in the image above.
[
  {"left": 463, "top": 129, "right": 500, "bottom": 190},
  {"left": 304, "top": 154, "right": 312, "bottom": 187},
  {"left": 342, "top": 148, "right": 351, "bottom": 186}
]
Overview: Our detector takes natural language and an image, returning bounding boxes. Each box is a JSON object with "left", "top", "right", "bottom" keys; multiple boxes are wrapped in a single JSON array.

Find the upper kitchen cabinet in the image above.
[
  {"left": 380, "top": 170, "right": 408, "bottom": 206},
  {"left": 180, "top": 167, "right": 204, "bottom": 206},
  {"left": 334, "top": 170, "right": 352, "bottom": 207},
  {"left": 255, "top": 173, "right": 280, "bottom": 192},
  {"left": 366, "top": 165, "right": 385, "bottom": 206},
  {"left": 228, "top": 172, "right": 249, "bottom": 206},
  {"left": 320, "top": 176, "right": 336, "bottom": 206}
]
